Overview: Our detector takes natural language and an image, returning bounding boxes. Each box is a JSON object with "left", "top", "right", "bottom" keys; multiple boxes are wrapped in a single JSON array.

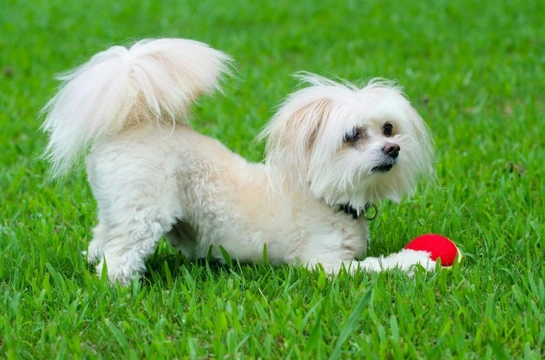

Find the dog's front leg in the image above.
[
  {"left": 355, "top": 249, "right": 436, "bottom": 275},
  {"left": 316, "top": 249, "right": 436, "bottom": 276}
]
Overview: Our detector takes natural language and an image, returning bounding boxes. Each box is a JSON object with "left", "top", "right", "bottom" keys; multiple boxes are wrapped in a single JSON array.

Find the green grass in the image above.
[{"left": 1, "top": 0, "right": 544, "bottom": 358}]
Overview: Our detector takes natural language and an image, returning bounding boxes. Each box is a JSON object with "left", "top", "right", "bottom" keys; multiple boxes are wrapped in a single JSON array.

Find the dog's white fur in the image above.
[{"left": 42, "top": 38, "right": 436, "bottom": 284}]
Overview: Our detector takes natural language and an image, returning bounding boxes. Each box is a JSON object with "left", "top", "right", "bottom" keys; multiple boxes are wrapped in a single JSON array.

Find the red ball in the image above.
[{"left": 405, "top": 234, "right": 460, "bottom": 266}]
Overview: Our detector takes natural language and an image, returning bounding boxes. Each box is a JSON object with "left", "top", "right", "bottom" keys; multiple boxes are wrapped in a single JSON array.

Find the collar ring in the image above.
[{"left": 363, "top": 203, "right": 379, "bottom": 221}]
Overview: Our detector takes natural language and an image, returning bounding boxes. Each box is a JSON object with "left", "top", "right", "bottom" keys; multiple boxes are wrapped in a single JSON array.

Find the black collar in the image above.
[{"left": 339, "top": 203, "right": 378, "bottom": 220}]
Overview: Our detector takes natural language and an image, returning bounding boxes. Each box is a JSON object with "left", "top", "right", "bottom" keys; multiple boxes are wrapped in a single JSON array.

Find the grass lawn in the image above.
[{"left": 1, "top": 0, "right": 544, "bottom": 358}]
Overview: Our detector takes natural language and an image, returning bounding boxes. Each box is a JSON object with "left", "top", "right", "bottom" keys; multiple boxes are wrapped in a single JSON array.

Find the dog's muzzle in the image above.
[{"left": 372, "top": 143, "right": 400, "bottom": 173}]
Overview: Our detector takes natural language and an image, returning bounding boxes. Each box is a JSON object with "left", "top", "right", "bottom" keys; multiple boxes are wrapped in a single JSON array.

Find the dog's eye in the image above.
[
  {"left": 383, "top": 123, "right": 394, "bottom": 137},
  {"left": 344, "top": 127, "right": 362, "bottom": 143}
]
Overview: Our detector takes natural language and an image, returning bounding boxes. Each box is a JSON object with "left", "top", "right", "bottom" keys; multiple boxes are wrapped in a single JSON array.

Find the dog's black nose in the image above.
[{"left": 382, "top": 143, "right": 400, "bottom": 158}]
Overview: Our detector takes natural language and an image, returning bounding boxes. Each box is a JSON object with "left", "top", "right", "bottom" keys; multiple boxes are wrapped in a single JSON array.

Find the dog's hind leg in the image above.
[
  {"left": 94, "top": 206, "right": 178, "bottom": 285},
  {"left": 85, "top": 135, "right": 185, "bottom": 284}
]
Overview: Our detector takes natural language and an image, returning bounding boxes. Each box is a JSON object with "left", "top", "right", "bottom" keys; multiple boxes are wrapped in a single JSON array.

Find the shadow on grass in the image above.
[{"left": 142, "top": 251, "right": 290, "bottom": 287}]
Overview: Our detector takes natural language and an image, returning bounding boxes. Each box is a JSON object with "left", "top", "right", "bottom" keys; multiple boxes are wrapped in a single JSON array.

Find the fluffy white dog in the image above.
[{"left": 42, "top": 38, "right": 436, "bottom": 284}]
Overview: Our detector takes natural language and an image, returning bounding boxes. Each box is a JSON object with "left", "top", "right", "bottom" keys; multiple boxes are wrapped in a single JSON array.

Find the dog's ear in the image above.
[{"left": 259, "top": 93, "right": 333, "bottom": 183}]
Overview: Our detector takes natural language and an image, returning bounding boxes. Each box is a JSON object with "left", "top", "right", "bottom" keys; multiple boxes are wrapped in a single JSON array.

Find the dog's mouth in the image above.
[
  {"left": 372, "top": 164, "right": 394, "bottom": 173},
  {"left": 371, "top": 159, "right": 397, "bottom": 173}
]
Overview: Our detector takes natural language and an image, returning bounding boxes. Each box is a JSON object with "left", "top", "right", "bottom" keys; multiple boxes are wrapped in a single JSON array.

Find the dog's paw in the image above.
[
  {"left": 385, "top": 249, "right": 436, "bottom": 276},
  {"left": 95, "top": 261, "right": 136, "bottom": 286},
  {"left": 95, "top": 254, "right": 146, "bottom": 286}
]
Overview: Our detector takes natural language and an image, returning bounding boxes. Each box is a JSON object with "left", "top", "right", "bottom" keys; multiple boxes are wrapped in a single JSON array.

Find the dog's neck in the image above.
[{"left": 339, "top": 202, "right": 378, "bottom": 220}]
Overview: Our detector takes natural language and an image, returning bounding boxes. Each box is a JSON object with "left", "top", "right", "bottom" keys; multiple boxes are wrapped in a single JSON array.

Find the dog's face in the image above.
[{"left": 261, "top": 74, "right": 433, "bottom": 211}]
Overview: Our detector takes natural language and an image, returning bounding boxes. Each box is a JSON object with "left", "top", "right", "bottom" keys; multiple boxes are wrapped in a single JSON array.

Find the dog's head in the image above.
[{"left": 260, "top": 73, "right": 433, "bottom": 211}]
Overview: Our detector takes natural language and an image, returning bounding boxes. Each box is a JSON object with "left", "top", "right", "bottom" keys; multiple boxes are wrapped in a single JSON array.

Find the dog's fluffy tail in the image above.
[{"left": 41, "top": 38, "right": 232, "bottom": 176}]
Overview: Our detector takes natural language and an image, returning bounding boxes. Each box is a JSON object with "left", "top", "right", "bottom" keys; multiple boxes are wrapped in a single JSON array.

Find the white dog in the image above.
[{"left": 42, "top": 38, "right": 435, "bottom": 284}]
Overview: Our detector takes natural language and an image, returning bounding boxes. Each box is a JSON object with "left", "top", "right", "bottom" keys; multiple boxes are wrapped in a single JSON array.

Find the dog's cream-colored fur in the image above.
[{"left": 42, "top": 38, "right": 435, "bottom": 284}]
